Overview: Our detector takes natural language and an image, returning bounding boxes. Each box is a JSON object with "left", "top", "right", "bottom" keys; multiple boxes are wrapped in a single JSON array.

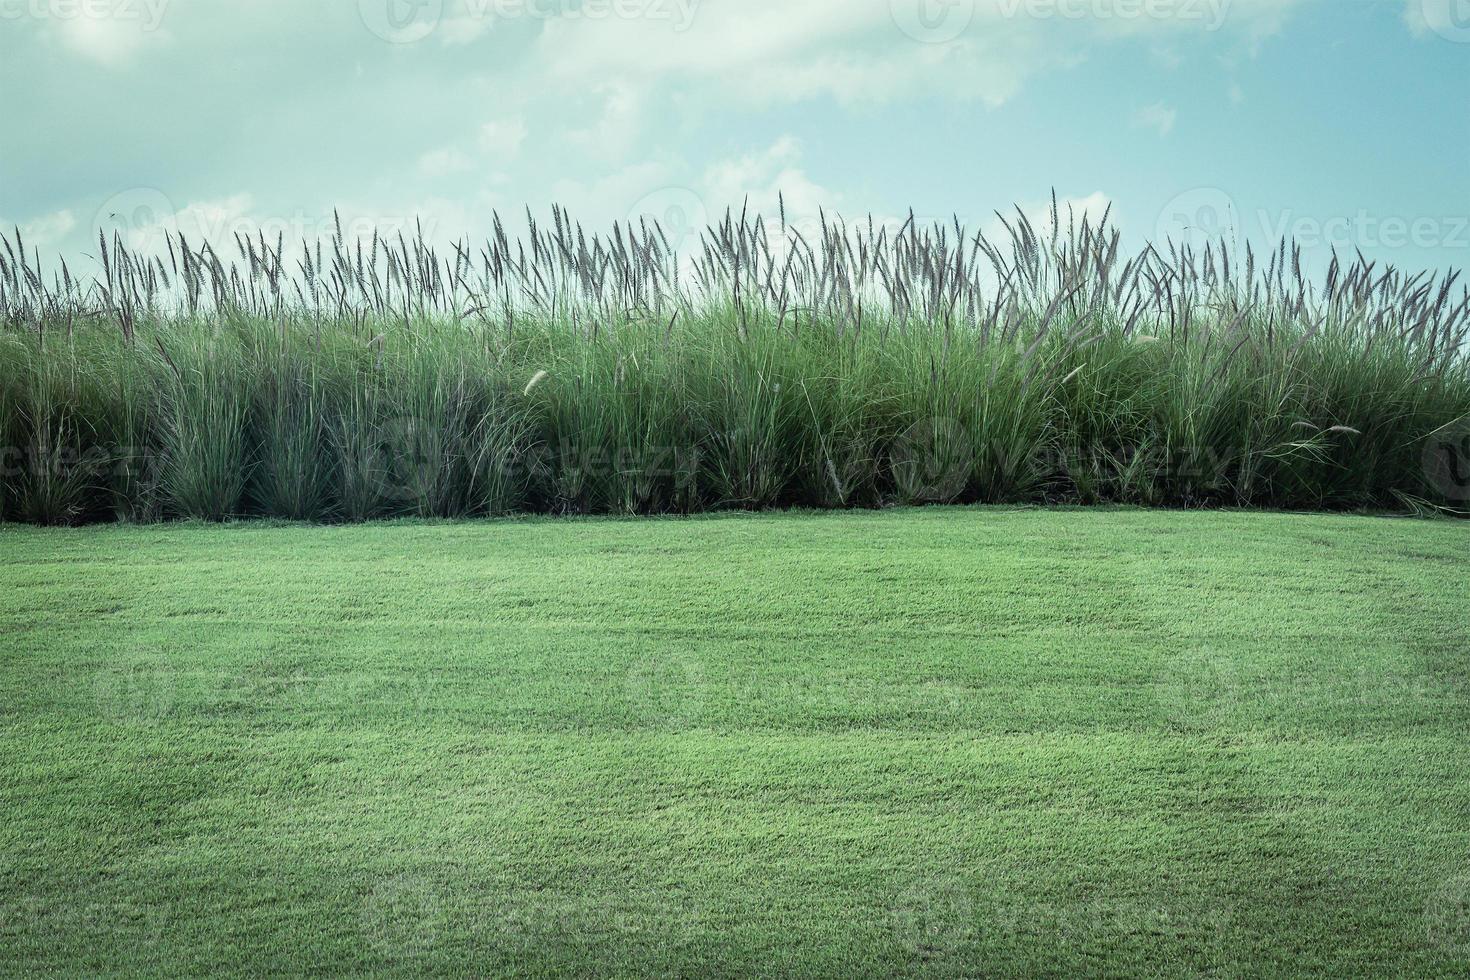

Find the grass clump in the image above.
[
  {"left": 1, "top": 202, "right": 1467, "bottom": 522},
  {"left": 151, "top": 326, "right": 253, "bottom": 522}
]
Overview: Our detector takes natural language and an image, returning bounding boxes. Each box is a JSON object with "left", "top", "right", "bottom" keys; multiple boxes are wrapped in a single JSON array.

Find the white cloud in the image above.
[
  {"left": 479, "top": 117, "right": 528, "bottom": 159},
  {"left": 565, "top": 84, "right": 643, "bottom": 158},
  {"left": 1132, "top": 102, "right": 1178, "bottom": 136},
  {"left": 50, "top": 7, "right": 171, "bottom": 67},
  {"left": 1205, "top": 0, "right": 1303, "bottom": 48},
  {"left": 528, "top": 0, "right": 1309, "bottom": 109},
  {"left": 159, "top": 193, "right": 468, "bottom": 253},
  {"left": 986, "top": 192, "right": 1116, "bottom": 245},
  {"left": 5, "top": 209, "right": 77, "bottom": 251},
  {"left": 701, "top": 137, "right": 841, "bottom": 229},
  {"left": 414, "top": 118, "right": 526, "bottom": 183},
  {"left": 89, "top": 192, "right": 252, "bottom": 255},
  {"left": 534, "top": 1, "right": 1036, "bottom": 108},
  {"left": 548, "top": 160, "right": 682, "bottom": 229},
  {"left": 530, "top": 138, "right": 841, "bottom": 256},
  {"left": 439, "top": 9, "right": 496, "bottom": 46},
  {"left": 418, "top": 148, "right": 475, "bottom": 178},
  {"left": 95, "top": 193, "right": 424, "bottom": 254}
]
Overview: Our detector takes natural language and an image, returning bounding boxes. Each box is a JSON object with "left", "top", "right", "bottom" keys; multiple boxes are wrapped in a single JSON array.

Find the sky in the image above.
[{"left": 1, "top": 0, "right": 1467, "bottom": 279}]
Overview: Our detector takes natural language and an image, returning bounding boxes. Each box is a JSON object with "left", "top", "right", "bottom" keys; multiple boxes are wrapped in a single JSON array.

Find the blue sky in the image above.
[{"left": 1, "top": 0, "right": 1467, "bottom": 276}]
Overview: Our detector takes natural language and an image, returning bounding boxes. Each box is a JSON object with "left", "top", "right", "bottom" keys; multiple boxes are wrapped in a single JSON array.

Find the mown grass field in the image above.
[{"left": 2, "top": 508, "right": 1469, "bottom": 976}]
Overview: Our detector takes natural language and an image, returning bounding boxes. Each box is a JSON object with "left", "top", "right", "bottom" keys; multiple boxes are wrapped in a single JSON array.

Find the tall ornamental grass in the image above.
[{"left": 1, "top": 201, "right": 1466, "bottom": 524}]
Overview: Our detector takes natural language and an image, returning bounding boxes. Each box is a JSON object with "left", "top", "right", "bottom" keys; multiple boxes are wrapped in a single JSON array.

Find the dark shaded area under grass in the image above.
[{"left": 2, "top": 508, "right": 1468, "bottom": 975}]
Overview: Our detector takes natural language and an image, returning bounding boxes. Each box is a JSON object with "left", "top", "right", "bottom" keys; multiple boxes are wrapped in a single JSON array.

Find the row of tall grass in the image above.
[{"left": 2, "top": 202, "right": 1467, "bottom": 523}]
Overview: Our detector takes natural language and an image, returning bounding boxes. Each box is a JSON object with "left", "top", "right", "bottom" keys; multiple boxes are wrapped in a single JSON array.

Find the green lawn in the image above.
[{"left": 2, "top": 508, "right": 1468, "bottom": 976}]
